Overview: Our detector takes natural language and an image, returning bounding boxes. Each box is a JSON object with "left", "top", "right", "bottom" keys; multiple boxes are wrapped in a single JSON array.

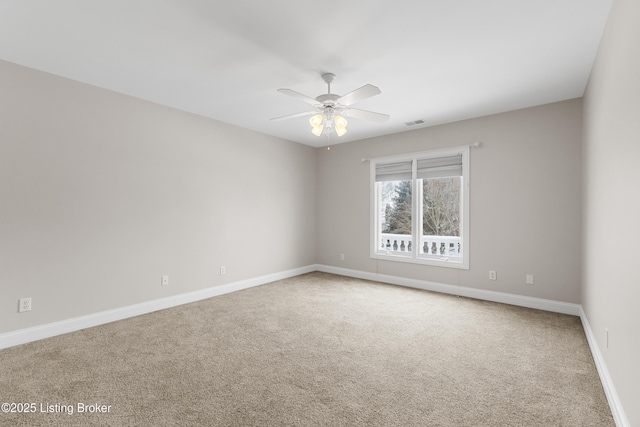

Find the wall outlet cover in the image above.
[{"left": 19, "top": 297, "right": 32, "bottom": 313}]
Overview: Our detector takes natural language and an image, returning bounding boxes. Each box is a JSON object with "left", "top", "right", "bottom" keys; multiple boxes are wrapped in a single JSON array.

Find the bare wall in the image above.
[
  {"left": 317, "top": 99, "right": 582, "bottom": 303},
  {"left": 582, "top": 0, "right": 640, "bottom": 424},
  {"left": 0, "top": 60, "right": 317, "bottom": 334}
]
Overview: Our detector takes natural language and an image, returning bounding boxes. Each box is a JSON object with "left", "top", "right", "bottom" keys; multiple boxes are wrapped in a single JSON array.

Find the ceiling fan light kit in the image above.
[
  {"left": 334, "top": 115, "right": 348, "bottom": 136},
  {"left": 273, "top": 72, "right": 389, "bottom": 138}
]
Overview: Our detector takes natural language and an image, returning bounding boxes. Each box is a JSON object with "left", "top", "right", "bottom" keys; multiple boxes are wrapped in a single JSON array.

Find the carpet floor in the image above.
[{"left": 0, "top": 272, "right": 614, "bottom": 426}]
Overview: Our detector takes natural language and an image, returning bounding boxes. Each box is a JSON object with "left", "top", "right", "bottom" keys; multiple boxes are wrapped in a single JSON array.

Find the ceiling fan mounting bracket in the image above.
[{"left": 321, "top": 73, "right": 336, "bottom": 84}]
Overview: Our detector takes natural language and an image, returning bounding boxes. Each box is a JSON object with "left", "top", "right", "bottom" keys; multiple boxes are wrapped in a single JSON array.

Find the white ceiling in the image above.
[{"left": 0, "top": 0, "right": 612, "bottom": 148}]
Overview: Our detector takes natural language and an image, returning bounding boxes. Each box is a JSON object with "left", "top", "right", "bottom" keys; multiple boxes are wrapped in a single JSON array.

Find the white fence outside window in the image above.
[{"left": 379, "top": 233, "right": 461, "bottom": 257}]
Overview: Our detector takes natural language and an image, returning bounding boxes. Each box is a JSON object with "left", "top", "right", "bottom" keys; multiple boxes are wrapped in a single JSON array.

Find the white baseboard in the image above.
[
  {"left": 316, "top": 264, "right": 581, "bottom": 315},
  {"left": 579, "top": 307, "right": 629, "bottom": 427},
  {"left": 0, "top": 264, "right": 578, "bottom": 350},
  {"left": 0, "top": 265, "right": 316, "bottom": 350}
]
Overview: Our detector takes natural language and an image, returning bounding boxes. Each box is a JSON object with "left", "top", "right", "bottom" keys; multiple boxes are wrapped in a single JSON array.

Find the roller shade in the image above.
[
  {"left": 375, "top": 161, "right": 412, "bottom": 182},
  {"left": 417, "top": 154, "right": 462, "bottom": 179}
]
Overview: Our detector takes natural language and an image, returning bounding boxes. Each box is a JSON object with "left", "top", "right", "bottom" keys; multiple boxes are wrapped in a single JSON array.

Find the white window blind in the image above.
[
  {"left": 417, "top": 154, "right": 463, "bottom": 179},
  {"left": 375, "top": 161, "right": 412, "bottom": 182}
]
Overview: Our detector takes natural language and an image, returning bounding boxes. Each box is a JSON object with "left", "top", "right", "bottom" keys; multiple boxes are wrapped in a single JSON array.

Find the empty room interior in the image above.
[{"left": 1, "top": 0, "right": 638, "bottom": 426}]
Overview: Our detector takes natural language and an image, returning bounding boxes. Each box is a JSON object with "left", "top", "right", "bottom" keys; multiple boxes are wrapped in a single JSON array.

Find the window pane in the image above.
[
  {"left": 377, "top": 180, "right": 412, "bottom": 253},
  {"left": 420, "top": 177, "right": 461, "bottom": 257}
]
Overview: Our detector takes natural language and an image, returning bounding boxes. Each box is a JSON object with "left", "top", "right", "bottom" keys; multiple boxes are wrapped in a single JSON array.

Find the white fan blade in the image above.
[
  {"left": 344, "top": 108, "right": 390, "bottom": 123},
  {"left": 277, "top": 88, "right": 322, "bottom": 107},
  {"left": 336, "top": 84, "right": 381, "bottom": 106},
  {"left": 270, "top": 111, "right": 315, "bottom": 121}
]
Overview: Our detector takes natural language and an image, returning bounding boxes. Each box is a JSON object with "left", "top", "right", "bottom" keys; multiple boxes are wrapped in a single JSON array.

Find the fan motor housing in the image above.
[{"left": 316, "top": 93, "right": 340, "bottom": 105}]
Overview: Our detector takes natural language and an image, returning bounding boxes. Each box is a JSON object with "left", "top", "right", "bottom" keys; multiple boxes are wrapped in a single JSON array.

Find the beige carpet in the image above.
[{"left": 0, "top": 272, "right": 614, "bottom": 426}]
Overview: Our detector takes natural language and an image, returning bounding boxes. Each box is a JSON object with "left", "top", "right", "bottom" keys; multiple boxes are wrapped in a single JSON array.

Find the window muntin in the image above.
[{"left": 371, "top": 147, "right": 469, "bottom": 269}]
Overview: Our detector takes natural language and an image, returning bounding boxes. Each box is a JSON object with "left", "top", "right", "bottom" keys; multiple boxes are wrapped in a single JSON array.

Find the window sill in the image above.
[{"left": 372, "top": 252, "right": 469, "bottom": 270}]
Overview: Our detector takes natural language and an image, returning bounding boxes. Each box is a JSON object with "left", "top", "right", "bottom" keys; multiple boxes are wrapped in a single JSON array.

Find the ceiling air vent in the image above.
[{"left": 404, "top": 119, "right": 425, "bottom": 127}]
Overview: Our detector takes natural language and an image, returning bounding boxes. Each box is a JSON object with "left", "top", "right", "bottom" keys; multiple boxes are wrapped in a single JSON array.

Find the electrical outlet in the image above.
[
  {"left": 220, "top": 266, "right": 226, "bottom": 275},
  {"left": 19, "top": 297, "right": 32, "bottom": 313},
  {"left": 161, "top": 275, "right": 169, "bottom": 286},
  {"left": 526, "top": 274, "right": 534, "bottom": 285},
  {"left": 489, "top": 270, "right": 497, "bottom": 280},
  {"left": 340, "top": 253, "right": 345, "bottom": 261}
]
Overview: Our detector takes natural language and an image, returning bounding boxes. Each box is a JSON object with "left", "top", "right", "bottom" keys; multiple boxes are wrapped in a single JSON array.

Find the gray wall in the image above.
[
  {"left": 582, "top": 0, "right": 640, "bottom": 424},
  {"left": 317, "top": 99, "right": 583, "bottom": 303},
  {"left": 0, "top": 60, "right": 317, "bottom": 334}
]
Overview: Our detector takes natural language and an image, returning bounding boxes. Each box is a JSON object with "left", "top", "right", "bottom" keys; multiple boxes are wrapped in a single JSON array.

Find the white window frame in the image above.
[{"left": 370, "top": 145, "right": 470, "bottom": 269}]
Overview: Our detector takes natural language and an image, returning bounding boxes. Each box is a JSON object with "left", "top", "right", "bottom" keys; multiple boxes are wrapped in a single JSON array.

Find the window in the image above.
[{"left": 370, "top": 146, "right": 469, "bottom": 269}]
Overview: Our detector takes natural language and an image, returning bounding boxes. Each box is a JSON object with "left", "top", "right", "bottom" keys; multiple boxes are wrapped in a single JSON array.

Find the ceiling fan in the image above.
[{"left": 271, "top": 73, "right": 389, "bottom": 137}]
